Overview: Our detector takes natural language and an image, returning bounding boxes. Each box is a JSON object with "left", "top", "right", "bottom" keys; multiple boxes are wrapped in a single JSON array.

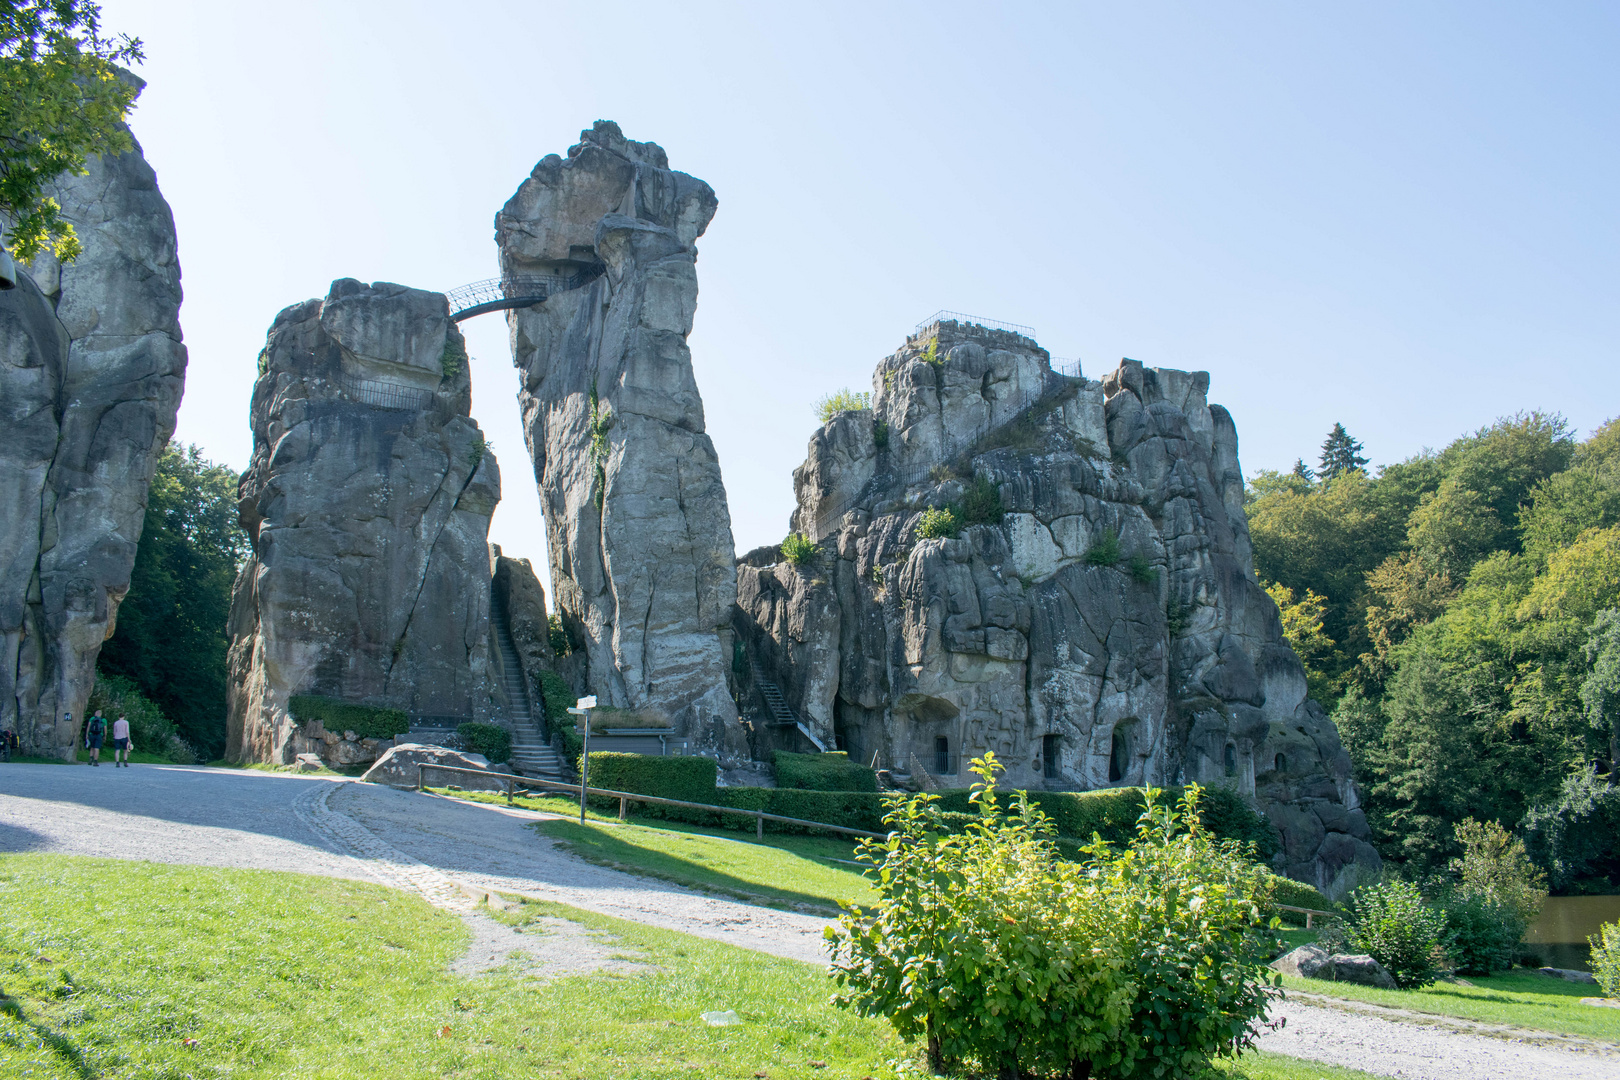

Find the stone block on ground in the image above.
[
  {"left": 1270, "top": 944, "right": 1397, "bottom": 989},
  {"left": 295, "top": 753, "right": 324, "bottom": 772},
  {"left": 362, "top": 743, "right": 513, "bottom": 791},
  {"left": 1539, "top": 967, "right": 1599, "bottom": 985}
]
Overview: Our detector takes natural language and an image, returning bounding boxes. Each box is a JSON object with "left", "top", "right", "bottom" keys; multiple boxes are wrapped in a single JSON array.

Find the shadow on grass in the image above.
[
  {"left": 0, "top": 994, "right": 95, "bottom": 1080},
  {"left": 536, "top": 818, "right": 861, "bottom": 914}
]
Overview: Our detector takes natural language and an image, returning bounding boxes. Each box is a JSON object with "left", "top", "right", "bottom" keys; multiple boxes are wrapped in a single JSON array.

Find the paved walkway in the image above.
[{"left": 2, "top": 762, "right": 1617, "bottom": 1079}]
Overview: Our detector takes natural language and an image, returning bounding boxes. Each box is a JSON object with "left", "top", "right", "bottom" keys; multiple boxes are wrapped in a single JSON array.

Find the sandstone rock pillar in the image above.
[
  {"left": 495, "top": 121, "right": 743, "bottom": 760},
  {"left": 225, "top": 280, "right": 500, "bottom": 764},
  {"left": 0, "top": 125, "right": 186, "bottom": 759}
]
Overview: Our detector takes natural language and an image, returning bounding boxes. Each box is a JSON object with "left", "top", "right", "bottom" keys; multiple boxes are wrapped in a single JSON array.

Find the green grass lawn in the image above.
[
  {"left": 1208, "top": 1050, "right": 1386, "bottom": 1079},
  {"left": 1278, "top": 969, "right": 1619, "bottom": 1042},
  {"left": 432, "top": 787, "right": 877, "bottom": 913},
  {"left": 0, "top": 853, "right": 906, "bottom": 1079}
]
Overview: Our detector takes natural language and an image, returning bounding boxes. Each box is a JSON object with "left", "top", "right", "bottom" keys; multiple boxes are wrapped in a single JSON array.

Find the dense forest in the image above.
[
  {"left": 98, "top": 445, "right": 246, "bottom": 761},
  {"left": 1250, "top": 414, "right": 1620, "bottom": 892}
]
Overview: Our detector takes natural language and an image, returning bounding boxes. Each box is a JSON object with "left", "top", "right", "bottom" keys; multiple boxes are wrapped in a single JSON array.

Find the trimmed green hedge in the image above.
[
  {"left": 1268, "top": 874, "right": 1335, "bottom": 917},
  {"left": 774, "top": 750, "right": 878, "bottom": 793},
  {"left": 569, "top": 752, "right": 1280, "bottom": 859},
  {"left": 456, "top": 722, "right": 511, "bottom": 764},
  {"left": 287, "top": 695, "right": 409, "bottom": 740},
  {"left": 582, "top": 752, "right": 718, "bottom": 807}
]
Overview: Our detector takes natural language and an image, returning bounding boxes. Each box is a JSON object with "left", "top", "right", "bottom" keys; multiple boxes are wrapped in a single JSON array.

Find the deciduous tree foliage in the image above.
[
  {"left": 98, "top": 445, "right": 248, "bottom": 760},
  {"left": 1249, "top": 414, "right": 1620, "bottom": 885},
  {"left": 1, "top": 0, "right": 143, "bottom": 261}
]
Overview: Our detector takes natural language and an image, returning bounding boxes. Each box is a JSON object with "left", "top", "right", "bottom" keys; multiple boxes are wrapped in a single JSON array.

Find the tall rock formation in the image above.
[
  {"left": 495, "top": 120, "right": 743, "bottom": 760},
  {"left": 0, "top": 126, "right": 186, "bottom": 758},
  {"left": 736, "top": 318, "right": 1381, "bottom": 894},
  {"left": 225, "top": 280, "right": 500, "bottom": 764}
]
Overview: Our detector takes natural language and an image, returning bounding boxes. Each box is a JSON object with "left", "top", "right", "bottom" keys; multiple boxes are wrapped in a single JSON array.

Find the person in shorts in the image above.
[
  {"left": 111, "top": 714, "right": 132, "bottom": 767},
  {"left": 84, "top": 710, "right": 106, "bottom": 766}
]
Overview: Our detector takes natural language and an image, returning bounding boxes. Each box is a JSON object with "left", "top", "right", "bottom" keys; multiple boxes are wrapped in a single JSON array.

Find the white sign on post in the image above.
[{"left": 572, "top": 697, "right": 595, "bottom": 824}]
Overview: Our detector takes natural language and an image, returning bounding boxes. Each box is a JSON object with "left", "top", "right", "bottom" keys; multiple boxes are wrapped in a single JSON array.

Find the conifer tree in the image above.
[
  {"left": 1319, "top": 423, "right": 1369, "bottom": 481},
  {"left": 1291, "top": 458, "right": 1315, "bottom": 483}
]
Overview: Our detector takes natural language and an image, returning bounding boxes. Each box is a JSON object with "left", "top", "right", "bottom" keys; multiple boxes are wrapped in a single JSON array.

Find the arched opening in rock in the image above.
[
  {"left": 1274, "top": 752, "right": 1287, "bottom": 774},
  {"left": 934, "top": 735, "right": 951, "bottom": 775},
  {"left": 1108, "top": 728, "right": 1129, "bottom": 782},
  {"left": 1043, "top": 733, "right": 1061, "bottom": 779},
  {"left": 1224, "top": 743, "right": 1238, "bottom": 777}
]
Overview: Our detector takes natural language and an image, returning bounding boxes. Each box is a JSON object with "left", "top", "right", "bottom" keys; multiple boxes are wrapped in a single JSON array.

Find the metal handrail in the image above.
[
  {"left": 415, "top": 762, "right": 887, "bottom": 840},
  {"left": 444, "top": 266, "right": 604, "bottom": 322},
  {"left": 340, "top": 375, "right": 435, "bottom": 412},
  {"left": 914, "top": 310, "right": 1036, "bottom": 338}
]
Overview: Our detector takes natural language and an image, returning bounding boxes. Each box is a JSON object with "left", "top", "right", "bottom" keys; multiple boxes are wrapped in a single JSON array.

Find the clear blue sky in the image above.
[{"left": 101, "top": 0, "right": 1619, "bottom": 593}]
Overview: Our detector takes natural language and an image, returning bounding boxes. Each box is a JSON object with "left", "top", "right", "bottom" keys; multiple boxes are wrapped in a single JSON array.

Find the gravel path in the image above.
[{"left": 3, "top": 762, "right": 1617, "bottom": 1079}]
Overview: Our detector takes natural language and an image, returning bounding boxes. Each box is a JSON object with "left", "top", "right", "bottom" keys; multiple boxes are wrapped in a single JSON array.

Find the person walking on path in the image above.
[
  {"left": 84, "top": 710, "right": 106, "bottom": 766},
  {"left": 111, "top": 714, "right": 132, "bottom": 767}
]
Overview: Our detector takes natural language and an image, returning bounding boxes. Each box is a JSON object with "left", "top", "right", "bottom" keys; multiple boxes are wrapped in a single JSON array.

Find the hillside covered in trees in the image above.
[{"left": 1250, "top": 414, "right": 1620, "bottom": 891}]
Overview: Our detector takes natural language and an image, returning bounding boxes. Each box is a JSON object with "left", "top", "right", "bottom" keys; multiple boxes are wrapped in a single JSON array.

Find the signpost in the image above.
[{"left": 566, "top": 696, "right": 596, "bottom": 824}]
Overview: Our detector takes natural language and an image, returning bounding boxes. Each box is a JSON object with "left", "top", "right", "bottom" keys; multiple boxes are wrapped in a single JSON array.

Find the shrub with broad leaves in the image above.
[
  {"left": 827, "top": 755, "right": 1280, "bottom": 1079},
  {"left": 1343, "top": 878, "right": 1448, "bottom": 988}
]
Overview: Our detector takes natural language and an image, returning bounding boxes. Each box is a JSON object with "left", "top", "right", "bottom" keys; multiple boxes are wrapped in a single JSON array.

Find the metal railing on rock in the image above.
[
  {"left": 914, "top": 310, "right": 1036, "bottom": 339},
  {"left": 444, "top": 266, "right": 604, "bottom": 322},
  {"left": 340, "top": 375, "right": 435, "bottom": 412},
  {"left": 416, "top": 762, "right": 886, "bottom": 840}
]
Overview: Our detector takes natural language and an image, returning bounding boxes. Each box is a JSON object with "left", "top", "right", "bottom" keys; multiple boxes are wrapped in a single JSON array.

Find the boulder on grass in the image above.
[
  {"left": 1271, "top": 944, "right": 1334, "bottom": 979},
  {"left": 1270, "top": 945, "right": 1397, "bottom": 989},
  {"left": 361, "top": 743, "right": 513, "bottom": 791},
  {"left": 1539, "top": 967, "right": 1599, "bottom": 986}
]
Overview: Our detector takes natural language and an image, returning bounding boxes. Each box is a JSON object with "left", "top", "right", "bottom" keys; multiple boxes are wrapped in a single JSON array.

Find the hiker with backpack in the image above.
[{"left": 84, "top": 710, "right": 106, "bottom": 766}]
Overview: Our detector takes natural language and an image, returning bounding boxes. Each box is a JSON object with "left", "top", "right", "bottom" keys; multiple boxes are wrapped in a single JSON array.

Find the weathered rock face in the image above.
[
  {"left": 735, "top": 320, "right": 1381, "bottom": 894},
  {"left": 226, "top": 280, "right": 501, "bottom": 764},
  {"left": 495, "top": 120, "right": 743, "bottom": 761},
  {"left": 0, "top": 129, "right": 186, "bottom": 759}
]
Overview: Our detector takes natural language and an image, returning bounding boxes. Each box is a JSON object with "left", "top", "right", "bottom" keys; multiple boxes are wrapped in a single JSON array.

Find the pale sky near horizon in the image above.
[{"left": 98, "top": 1, "right": 1618, "bottom": 602}]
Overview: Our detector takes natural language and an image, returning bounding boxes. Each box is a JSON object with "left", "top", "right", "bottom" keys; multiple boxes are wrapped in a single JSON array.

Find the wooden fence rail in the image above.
[{"left": 416, "top": 763, "right": 887, "bottom": 841}]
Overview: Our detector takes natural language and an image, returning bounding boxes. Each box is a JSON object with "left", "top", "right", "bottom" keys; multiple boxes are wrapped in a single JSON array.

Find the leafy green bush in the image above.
[
  {"left": 1590, "top": 920, "right": 1620, "bottom": 998},
  {"left": 1449, "top": 816, "right": 1546, "bottom": 922},
  {"left": 535, "top": 670, "right": 573, "bottom": 729},
  {"left": 955, "top": 475, "right": 1003, "bottom": 527},
  {"left": 1085, "top": 528, "right": 1121, "bottom": 566},
  {"left": 287, "top": 695, "right": 410, "bottom": 740},
  {"left": 456, "top": 722, "right": 511, "bottom": 764},
  {"left": 88, "top": 674, "right": 185, "bottom": 762},
  {"left": 814, "top": 388, "right": 871, "bottom": 423},
  {"left": 774, "top": 750, "right": 878, "bottom": 793},
  {"left": 781, "top": 532, "right": 817, "bottom": 565},
  {"left": 873, "top": 419, "right": 889, "bottom": 448},
  {"left": 1126, "top": 552, "right": 1158, "bottom": 584},
  {"left": 828, "top": 758, "right": 1280, "bottom": 1078},
  {"left": 915, "top": 506, "right": 958, "bottom": 540},
  {"left": 546, "top": 614, "right": 572, "bottom": 656},
  {"left": 1439, "top": 889, "right": 1522, "bottom": 975},
  {"left": 1343, "top": 878, "right": 1448, "bottom": 988}
]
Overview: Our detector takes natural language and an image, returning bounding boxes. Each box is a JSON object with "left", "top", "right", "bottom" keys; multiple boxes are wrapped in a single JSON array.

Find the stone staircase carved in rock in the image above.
[
  {"left": 492, "top": 591, "right": 563, "bottom": 780},
  {"left": 750, "top": 662, "right": 827, "bottom": 752}
]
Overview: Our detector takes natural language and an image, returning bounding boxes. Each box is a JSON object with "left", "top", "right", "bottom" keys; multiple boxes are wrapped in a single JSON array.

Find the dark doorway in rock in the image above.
[
  {"left": 1043, "top": 733, "right": 1061, "bottom": 779},
  {"left": 1108, "top": 726, "right": 1129, "bottom": 782},
  {"left": 1274, "top": 752, "right": 1286, "bottom": 773},
  {"left": 934, "top": 735, "right": 951, "bottom": 775},
  {"left": 1224, "top": 743, "right": 1238, "bottom": 776}
]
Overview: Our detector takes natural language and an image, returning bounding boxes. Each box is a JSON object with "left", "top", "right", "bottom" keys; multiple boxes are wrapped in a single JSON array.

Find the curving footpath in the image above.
[{"left": 2, "top": 763, "right": 1616, "bottom": 1079}]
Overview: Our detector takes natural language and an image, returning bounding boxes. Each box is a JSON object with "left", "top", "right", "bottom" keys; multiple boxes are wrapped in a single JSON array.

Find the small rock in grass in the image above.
[
  {"left": 701, "top": 1009, "right": 742, "bottom": 1026},
  {"left": 1581, "top": 997, "right": 1619, "bottom": 1008}
]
